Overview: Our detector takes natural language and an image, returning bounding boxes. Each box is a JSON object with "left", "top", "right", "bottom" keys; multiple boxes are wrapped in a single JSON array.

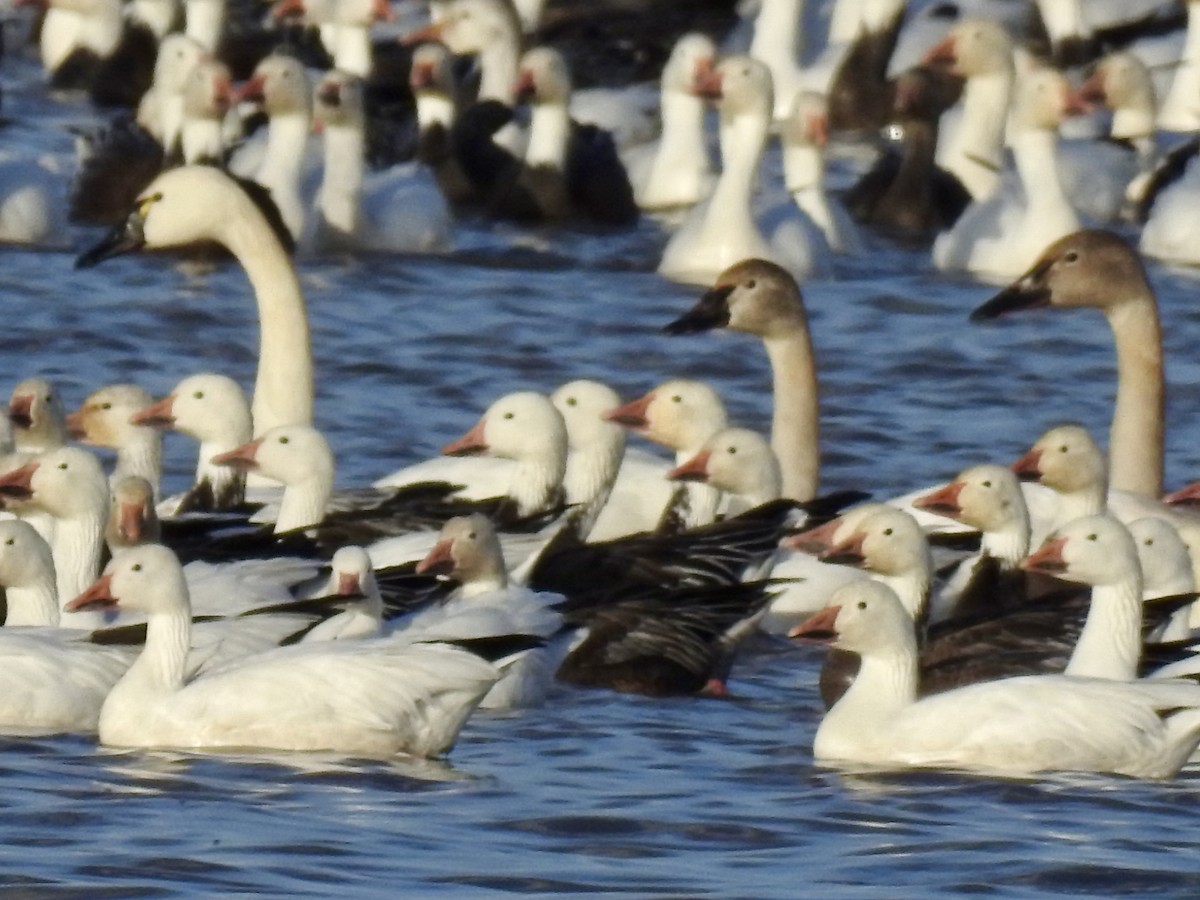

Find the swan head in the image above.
[
  {"left": 0, "top": 519, "right": 55, "bottom": 590},
  {"left": 668, "top": 427, "right": 781, "bottom": 501},
  {"left": 328, "top": 545, "right": 379, "bottom": 598},
  {"left": 692, "top": 55, "right": 773, "bottom": 121},
  {"left": 132, "top": 372, "right": 252, "bottom": 446},
  {"left": 602, "top": 379, "right": 727, "bottom": 454},
  {"left": 1012, "top": 424, "right": 1106, "bottom": 496},
  {"left": 107, "top": 475, "right": 161, "bottom": 549},
  {"left": 66, "top": 383, "right": 155, "bottom": 450},
  {"left": 410, "top": 41, "right": 456, "bottom": 95},
  {"left": 314, "top": 70, "right": 365, "bottom": 129},
  {"left": 663, "top": 32, "right": 716, "bottom": 95},
  {"left": 411, "top": 0, "right": 520, "bottom": 57},
  {"left": 182, "top": 58, "right": 233, "bottom": 120},
  {"left": 211, "top": 425, "right": 334, "bottom": 488},
  {"left": 971, "top": 230, "right": 1149, "bottom": 321},
  {"left": 66, "top": 544, "right": 189, "bottom": 617},
  {"left": 515, "top": 46, "right": 571, "bottom": 105},
  {"left": 820, "top": 506, "right": 929, "bottom": 578},
  {"left": 238, "top": 53, "right": 312, "bottom": 118},
  {"left": 921, "top": 19, "right": 1013, "bottom": 78},
  {"left": 1021, "top": 515, "right": 1139, "bottom": 588},
  {"left": 416, "top": 513, "right": 506, "bottom": 587},
  {"left": 1128, "top": 517, "right": 1192, "bottom": 595},
  {"left": 153, "top": 33, "right": 208, "bottom": 94},
  {"left": 666, "top": 259, "right": 808, "bottom": 339},
  {"left": 76, "top": 166, "right": 296, "bottom": 265},
  {"left": 8, "top": 377, "right": 66, "bottom": 452},
  {"left": 914, "top": 463, "right": 1026, "bottom": 533},
  {"left": 550, "top": 380, "right": 624, "bottom": 454},
  {"left": 788, "top": 580, "right": 915, "bottom": 656},
  {"left": 0, "top": 446, "right": 109, "bottom": 520},
  {"left": 443, "top": 391, "right": 566, "bottom": 465}
]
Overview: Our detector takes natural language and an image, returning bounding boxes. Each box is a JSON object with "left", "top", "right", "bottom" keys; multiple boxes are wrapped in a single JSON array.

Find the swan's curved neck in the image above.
[
  {"left": 525, "top": 102, "right": 571, "bottom": 170},
  {"left": 764, "top": 329, "right": 820, "bottom": 501},
  {"left": 216, "top": 195, "right": 313, "bottom": 434},
  {"left": 939, "top": 68, "right": 1011, "bottom": 199},
  {"left": 4, "top": 577, "right": 60, "bottom": 627},
  {"left": 275, "top": 474, "right": 332, "bottom": 533},
  {"left": 1064, "top": 577, "right": 1143, "bottom": 680},
  {"left": 319, "top": 123, "right": 365, "bottom": 237},
  {"left": 1104, "top": 297, "right": 1163, "bottom": 496}
]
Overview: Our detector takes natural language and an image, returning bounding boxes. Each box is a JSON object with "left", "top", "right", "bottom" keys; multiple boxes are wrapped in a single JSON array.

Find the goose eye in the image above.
[
  {"left": 1087, "top": 534, "right": 1098, "bottom": 541},
  {"left": 279, "top": 436, "right": 290, "bottom": 444},
  {"left": 883, "top": 528, "right": 893, "bottom": 536},
  {"left": 857, "top": 601, "right": 866, "bottom": 610},
  {"left": 1059, "top": 445, "right": 1068, "bottom": 453},
  {"left": 467, "top": 532, "right": 476, "bottom": 540},
  {"left": 101, "top": 403, "right": 111, "bottom": 410},
  {"left": 565, "top": 397, "right": 576, "bottom": 406},
  {"left": 45, "top": 395, "right": 53, "bottom": 403},
  {"left": 1145, "top": 539, "right": 1154, "bottom": 546},
  {"left": 57, "top": 463, "right": 68, "bottom": 470},
  {"left": 671, "top": 396, "right": 681, "bottom": 403},
  {"left": 727, "top": 446, "right": 737, "bottom": 454},
  {"left": 503, "top": 412, "right": 514, "bottom": 420},
  {"left": 982, "top": 480, "right": 991, "bottom": 488},
  {"left": 3, "top": 538, "right": 12, "bottom": 546},
  {"left": 131, "top": 563, "right": 142, "bottom": 572},
  {"left": 194, "top": 391, "right": 204, "bottom": 399}
]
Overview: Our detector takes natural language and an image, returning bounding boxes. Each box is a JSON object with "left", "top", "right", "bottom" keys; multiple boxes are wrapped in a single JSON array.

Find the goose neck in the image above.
[
  {"left": 50, "top": 513, "right": 105, "bottom": 601},
  {"left": 160, "top": 96, "right": 186, "bottom": 157},
  {"left": 563, "top": 437, "right": 624, "bottom": 538},
  {"left": 458, "top": 574, "right": 509, "bottom": 599},
  {"left": 417, "top": 93, "right": 456, "bottom": 132},
  {"left": 525, "top": 102, "right": 571, "bottom": 170},
  {"left": 816, "top": 644, "right": 918, "bottom": 759},
  {"left": 1111, "top": 105, "right": 1155, "bottom": 142},
  {"left": 185, "top": 0, "right": 223, "bottom": 51},
  {"left": 478, "top": 41, "right": 519, "bottom": 104},
  {"left": 1051, "top": 485, "right": 1106, "bottom": 529},
  {"left": 126, "top": 605, "right": 192, "bottom": 693},
  {"left": 507, "top": 449, "right": 566, "bottom": 517},
  {"left": 764, "top": 330, "right": 820, "bottom": 501},
  {"left": 750, "top": 0, "right": 803, "bottom": 72},
  {"left": 4, "top": 580, "right": 61, "bottom": 627},
  {"left": 1104, "top": 297, "right": 1164, "bottom": 497},
  {"left": 333, "top": 24, "right": 372, "bottom": 78},
  {"left": 1036, "top": 0, "right": 1088, "bottom": 42},
  {"left": 980, "top": 517, "right": 1030, "bottom": 568},
  {"left": 876, "top": 571, "right": 929, "bottom": 624},
  {"left": 114, "top": 433, "right": 163, "bottom": 499},
  {"left": 940, "top": 68, "right": 1011, "bottom": 198},
  {"left": 195, "top": 437, "right": 247, "bottom": 507},
  {"left": 714, "top": 107, "right": 768, "bottom": 202},
  {"left": 274, "top": 474, "right": 331, "bottom": 533},
  {"left": 1064, "top": 578, "right": 1143, "bottom": 680},
  {"left": 261, "top": 113, "right": 311, "bottom": 184},
  {"left": 1010, "top": 128, "right": 1070, "bottom": 217},
  {"left": 319, "top": 123, "right": 365, "bottom": 236}
]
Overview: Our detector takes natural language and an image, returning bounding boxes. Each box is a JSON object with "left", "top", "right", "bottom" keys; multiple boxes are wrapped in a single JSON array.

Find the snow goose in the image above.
[
  {"left": 235, "top": 53, "right": 313, "bottom": 240},
  {"left": 411, "top": 0, "right": 521, "bottom": 108},
  {"left": 972, "top": 229, "right": 1163, "bottom": 497},
  {"left": 1157, "top": 0, "right": 1200, "bottom": 133},
  {"left": 137, "top": 33, "right": 208, "bottom": 157},
  {"left": 130, "top": 372, "right": 252, "bottom": 514},
  {"left": 297, "top": 546, "right": 385, "bottom": 642},
  {"left": 922, "top": 18, "right": 1015, "bottom": 201},
  {"left": 603, "top": 378, "right": 727, "bottom": 531},
  {"left": 408, "top": 514, "right": 567, "bottom": 709},
  {"left": 747, "top": 0, "right": 805, "bottom": 122},
  {"left": 409, "top": 40, "right": 474, "bottom": 206},
  {"left": 310, "top": 69, "right": 453, "bottom": 254},
  {"left": 791, "top": 579, "right": 1200, "bottom": 779},
  {"left": 105, "top": 476, "right": 161, "bottom": 553},
  {"left": 66, "top": 384, "right": 162, "bottom": 499},
  {"left": 782, "top": 91, "right": 862, "bottom": 254},
  {"left": 66, "top": 544, "right": 500, "bottom": 756},
  {"left": 76, "top": 165, "right": 312, "bottom": 436},
  {"left": 0, "top": 447, "right": 109, "bottom": 607},
  {"left": 1128, "top": 517, "right": 1197, "bottom": 642},
  {"left": 668, "top": 426, "right": 781, "bottom": 518},
  {"left": 933, "top": 66, "right": 1086, "bottom": 281},
  {"left": 178, "top": 58, "right": 236, "bottom": 165},
  {"left": 0, "top": 518, "right": 65, "bottom": 627},
  {"left": 508, "top": 47, "right": 638, "bottom": 227},
  {"left": 629, "top": 32, "right": 715, "bottom": 213},
  {"left": 1021, "top": 515, "right": 1145, "bottom": 680},
  {"left": 8, "top": 378, "right": 67, "bottom": 454},
  {"left": 664, "top": 259, "right": 819, "bottom": 504},
  {"left": 658, "top": 55, "right": 828, "bottom": 285}
]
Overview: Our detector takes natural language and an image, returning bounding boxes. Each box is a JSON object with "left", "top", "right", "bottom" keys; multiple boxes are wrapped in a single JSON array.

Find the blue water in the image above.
[{"left": 6, "top": 19, "right": 1200, "bottom": 898}]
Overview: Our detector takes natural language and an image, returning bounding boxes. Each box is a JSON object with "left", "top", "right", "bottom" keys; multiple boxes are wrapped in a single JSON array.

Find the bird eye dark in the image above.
[
  {"left": 4, "top": 539, "right": 12, "bottom": 546},
  {"left": 467, "top": 532, "right": 476, "bottom": 540},
  {"left": 101, "top": 403, "right": 111, "bottom": 410},
  {"left": 132, "top": 563, "right": 141, "bottom": 572},
  {"left": 58, "top": 463, "right": 67, "bottom": 470},
  {"left": 1087, "top": 534, "right": 1097, "bottom": 541},
  {"left": 279, "top": 436, "right": 289, "bottom": 444},
  {"left": 1059, "top": 445, "right": 1068, "bottom": 453},
  {"left": 194, "top": 391, "right": 204, "bottom": 399},
  {"left": 982, "top": 480, "right": 991, "bottom": 487},
  {"left": 857, "top": 601, "right": 866, "bottom": 610},
  {"left": 745, "top": 279, "right": 756, "bottom": 289},
  {"left": 883, "top": 528, "right": 893, "bottom": 536},
  {"left": 671, "top": 396, "right": 681, "bottom": 403},
  {"left": 728, "top": 447, "right": 737, "bottom": 454},
  {"left": 566, "top": 398, "right": 576, "bottom": 406},
  {"left": 503, "top": 412, "right": 514, "bottom": 419},
  {"left": 1064, "top": 250, "right": 1079, "bottom": 263}
]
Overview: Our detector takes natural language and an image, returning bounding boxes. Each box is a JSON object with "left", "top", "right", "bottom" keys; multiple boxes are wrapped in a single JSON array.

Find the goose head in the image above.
[
  {"left": 182, "top": 57, "right": 233, "bottom": 121},
  {"left": 668, "top": 427, "right": 781, "bottom": 502},
  {"left": 410, "top": 0, "right": 519, "bottom": 57},
  {"left": 443, "top": 391, "right": 567, "bottom": 466},
  {"left": 106, "top": 475, "right": 161, "bottom": 549},
  {"left": 663, "top": 32, "right": 716, "bottom": 95},
  {"left": 314, "top": 70, "right": 365, "bottom": 129},
  {"left": 1077, "top": 52, "right": 1154, "bottom": 122},
  {"left": 1021, "top": 514, "right": 1139, "bottom": 587},
  {"left": 76, "top": 166, "right": 295, "bottom": 265},
  {"left": 328, "top": 545, "right": 379, "bottom": 597},
  {"left": 693, "top": 54, "right": 773, "bottom": 122},
  {"left": 921, "top": 19, "right": 1014, "bottom": 79},
  {"left": 819, "top": 506, "right": 928, "bottom": 578},
  {"left": 914, "top": 463, "right": 1026, "bottom": 533},
  {"left": 1009, "top": 66, "right": 1087, "bottom": 134},
  {"left": 515, "top": 46, "right": 571, "bottom": 106},
  {"left": 783, "top": 91, "right": 828, "bottom": 151},
  {"left": 67, "top": 544, "right": 189, "bottom": 617},
  {"left": 131, "top": 372, "right": 252, "bottom": 446},
  {"left": 237, "top": 53, "right": 312, "bottom": 118},
  {"left": 0, "top": 519, "right": 56, "bottom": 591},
  {"left": 665, "top": 259, "right": 808, "bottom": 339},
  {"left": 409, "top": 41, "right": 456, "bottom": 95},
  {"left": 788, "top": 579, "right": 915, "bottom": 656},
  {"left": 602, "top": 379, "right": 727, "bottom": 454},
  {"left": 211, "top": 424, "right": 334, "bottom": 488},
  {"left": 66, "top": 384, "right": 155, "bottom": 449},
  {"left": 0, "top": 447, "right": 109, "bottom": 520},
  {"left": 416, "top": 513, "right": 506, "bottom": 588},
  {"left": 153, "top": 33, "right": 208, "bottom": 95},
  {"left": 8, "top": 377, "right": 66, "bottom": 452},
  {"left": 1128, "top": 517, "right": 1192, "bottom": 596},
  {"left": 1011, "top": 424, "right": 1106, "bottom": 495},
  {"left": 971, "top": 230, "right": 1149, "bottom": 321},
  {"left": 781, "top": 502, "right": 887, "bottom": 554},
  {"left": 550, "top": 380, "right": 624, "bottom": 454}
]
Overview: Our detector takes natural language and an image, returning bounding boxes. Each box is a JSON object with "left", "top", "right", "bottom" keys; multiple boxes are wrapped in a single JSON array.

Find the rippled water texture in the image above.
[{"left": 6, "top": 31, "right": 1200, "bottom": 898}]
